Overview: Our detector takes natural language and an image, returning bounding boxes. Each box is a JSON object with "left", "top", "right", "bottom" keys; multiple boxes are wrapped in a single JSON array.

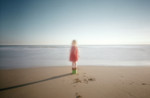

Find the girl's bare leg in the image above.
[
  {"left": 72, "top": 62, "right": 75, "bottom": 68},
  {"left": 74, "top": 62, "right": 77, "bottom": 68},
  {"left": 72, "top": 62, "right": 77, "bottom": 69}
]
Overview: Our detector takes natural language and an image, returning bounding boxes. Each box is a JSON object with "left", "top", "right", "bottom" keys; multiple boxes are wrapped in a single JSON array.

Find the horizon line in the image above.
[{"left": 0, "top": 44, "right": 150, "bottom": 46}]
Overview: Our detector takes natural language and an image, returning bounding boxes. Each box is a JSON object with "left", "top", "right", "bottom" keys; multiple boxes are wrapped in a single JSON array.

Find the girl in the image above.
[{"left": 70, "top": 40, "right": 79, "bottom": 74}]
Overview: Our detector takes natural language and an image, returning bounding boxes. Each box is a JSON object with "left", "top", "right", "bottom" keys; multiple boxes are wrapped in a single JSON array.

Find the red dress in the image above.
[{"left": 70, "top": 46, "right": 79, "bottom": 62}]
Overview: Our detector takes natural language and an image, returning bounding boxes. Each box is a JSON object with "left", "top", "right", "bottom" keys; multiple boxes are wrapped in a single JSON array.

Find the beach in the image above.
[{"left": 0, "top": 66, "right": 150, "bottom": 98}]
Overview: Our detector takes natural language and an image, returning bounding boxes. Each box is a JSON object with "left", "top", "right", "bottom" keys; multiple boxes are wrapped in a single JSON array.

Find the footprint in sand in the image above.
[
  {"left": 73, "top": 77, "right": 95, "bottom": 84},
  {"left": 74, "top": 78, "right": 82, "bottom": 83},
  {"left": 73, "top": 72, "right": 96, "bottom": 84},
  {"left": 83, "top": 78, "right": 88, "bottom": 84},
  {"left": 73, "top": 85, "right": 76, "bottom": 87},
  {"left": 141, "top": 83, "right": 150, "bottom": 85},
  {"left": 75, "top": 92, "right": 82, "bottom": 98},
  {"left": 76, "top": 95, "right": 82, "bottom": 98},
  {"left": 88, "top": 77, "right": 96, "bottom": 81},
  {"left": 83, "top": 75, "right": 86, "bottom": 77},
  {"left": 129, "top": 82, "right": 135, "bottom": 85}
]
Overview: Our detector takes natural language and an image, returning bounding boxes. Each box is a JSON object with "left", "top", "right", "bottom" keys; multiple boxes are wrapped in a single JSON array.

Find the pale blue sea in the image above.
[{"left": 0, "top": 45, "right": 150, "bottom": 69}]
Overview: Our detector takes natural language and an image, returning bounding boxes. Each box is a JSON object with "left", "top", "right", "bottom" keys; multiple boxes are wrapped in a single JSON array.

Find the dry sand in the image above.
[{"left": 0, "top": 66, "right": 150, "bottom": 98}]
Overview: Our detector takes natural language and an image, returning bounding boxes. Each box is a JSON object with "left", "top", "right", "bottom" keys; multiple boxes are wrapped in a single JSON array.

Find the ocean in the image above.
[{"left": 0, "top": 45, "right": 150, "bottom": 69}]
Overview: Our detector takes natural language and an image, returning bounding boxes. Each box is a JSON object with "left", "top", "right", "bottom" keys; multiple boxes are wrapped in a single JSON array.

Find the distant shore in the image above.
[{"left": 0, "top": 66, "right": 150, "bottom": 98}]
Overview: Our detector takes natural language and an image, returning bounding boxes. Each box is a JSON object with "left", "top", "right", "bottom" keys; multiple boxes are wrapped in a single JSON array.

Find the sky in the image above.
[{"left": 0, "top": 0, "right": 150, "bottom": 45}]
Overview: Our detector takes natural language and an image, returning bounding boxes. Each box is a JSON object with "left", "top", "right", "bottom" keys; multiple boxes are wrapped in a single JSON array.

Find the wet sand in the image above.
[{"left": 0, "top": 66, "right": 150, "bottom": 98}]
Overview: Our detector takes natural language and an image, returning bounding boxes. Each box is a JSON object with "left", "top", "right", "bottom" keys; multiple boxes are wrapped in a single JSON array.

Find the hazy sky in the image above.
[{"left": 0, "top": 0, "right": 150, "bottom": 45}]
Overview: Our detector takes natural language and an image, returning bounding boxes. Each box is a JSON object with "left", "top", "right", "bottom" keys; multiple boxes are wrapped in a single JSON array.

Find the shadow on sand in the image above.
[{"left": 0, "top": 73, "right": 72, "bottom": 92}]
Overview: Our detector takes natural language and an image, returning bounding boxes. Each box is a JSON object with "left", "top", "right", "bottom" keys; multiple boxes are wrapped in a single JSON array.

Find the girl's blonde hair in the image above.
[{"left": 72, "top": 40, "right": 77, "bottom": 46}]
